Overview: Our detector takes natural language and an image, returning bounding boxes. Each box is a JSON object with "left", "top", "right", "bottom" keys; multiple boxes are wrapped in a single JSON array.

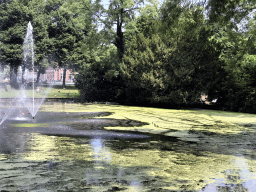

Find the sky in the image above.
[
  {"left": 97, "top": 0, "right": 256, "bottom": 33},
  {"left": 100, "top": 0, "right": 165, "bottom": 9}
]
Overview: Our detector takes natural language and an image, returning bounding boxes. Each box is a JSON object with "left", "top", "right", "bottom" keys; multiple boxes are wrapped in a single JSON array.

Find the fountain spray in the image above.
[{"left": 23, "top": 21, "right": 35, "bottom": 118}]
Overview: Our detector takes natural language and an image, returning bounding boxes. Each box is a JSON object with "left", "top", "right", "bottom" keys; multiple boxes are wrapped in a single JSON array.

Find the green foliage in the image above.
[
  {"left": 102, "top": 0, "right": 144, "bottom": 60},
  {"left": 215, "top": 53, "right": 256, "bottom": 113},
  {"left": 47, "top": 0, "right": 93, "bottom": 87},
  {"left": 0, "top": 0, "right": 29, "bottom": 67},
  {"left": 122, "top": 2, "right": 225, "bottom": 106},
  {"left": 0, "top": 0, "right": 51, "bottom": 87},
  {"left": 205, "top": 10, "right": 256, "bottom": 113},
  {"left": 1, "top": 0, "right": 256, "bottom": 113},
  {"left": 48, "top": 1, "right": 83, "bottom": 64},
  {"left": 75, "top": 45, "right": 123, "bottom": 102},
  {"left": 74, "top": 0, "right": 146, "bottom": 101},
  {"left": 206, "top": 0, "right": 256, "bottom": 25}
]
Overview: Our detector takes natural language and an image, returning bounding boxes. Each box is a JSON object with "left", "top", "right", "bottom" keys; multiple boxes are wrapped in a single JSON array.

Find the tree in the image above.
[
  {"left": 0, "top": 0, "right": 52, "bottom": 87},
  {"left": 75, "top": 45, "right": 122, "bottom": 101},
  {"left": 75, "top": 0, "right": 141, "bottom": 101},
  {"left": 200, "top": 0, "right": 256, "bottom": 112},
  {"left": 36, "top": 58, "right": 50, "bottom": 83},
  {"left": 206, "top": 0, "right": 256, "bottom": 25},
  {"left": 102, "top": 0, "right": 144, "bottom": 60},
  {"left": 208, "top": 15, "right": 256, "bottom": 112},
  {"left": 122, "top": 1, "right": 225, "bottom": 106},
  {"left": 47, "top": 0, "right": 92, "bottom": 88},
  {"left": 0, "top": 0, "right": 29, "bottom": 87}
]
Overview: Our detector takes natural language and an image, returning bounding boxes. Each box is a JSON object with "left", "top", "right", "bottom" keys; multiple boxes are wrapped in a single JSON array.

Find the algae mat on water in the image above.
[
  {"left": 18, "top": 133, "right": 254, "bottom": 191},
  {"left": 2, "top": 103, "right": 256, "bottom": 191},
  {"left": 41, "top": 103, "right": 256, "bottom": 141}
]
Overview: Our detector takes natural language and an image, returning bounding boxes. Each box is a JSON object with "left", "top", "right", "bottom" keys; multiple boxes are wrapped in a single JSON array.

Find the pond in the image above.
[{"left": 1, "top": 102, "right": 256, "bottom": 191}]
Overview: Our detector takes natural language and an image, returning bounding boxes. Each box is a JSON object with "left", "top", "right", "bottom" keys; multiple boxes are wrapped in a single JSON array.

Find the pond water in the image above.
[{"left": 1, "top": 105, "right": 256, "bottom": 191}]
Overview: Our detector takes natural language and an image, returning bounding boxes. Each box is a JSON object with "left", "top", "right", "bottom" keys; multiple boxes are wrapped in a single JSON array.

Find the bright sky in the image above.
[
  {"left": 98, "top": 0, "right": 256, "bottom": 32},
  {"left": 100, "top": 0, "right": 165, "bottom": 9}
]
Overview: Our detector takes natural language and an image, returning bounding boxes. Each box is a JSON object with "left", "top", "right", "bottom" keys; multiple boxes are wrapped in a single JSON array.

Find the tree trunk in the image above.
[
  {"left": 114, "top": 8, "right": 124, "bottom": 60},
  {"left": 22, "top": 65, "right": 25, "bottom": 84},
  {"left": 116, "top": 23, "right": 124, "bottom": 60},
  {"left": 36, "top": 68, "right": 41, "bottom": 83},
  {"left": 10, "top": 65, "right": 18, "bottom": 89},
  {"left": 62, "top": 67, "right": 66, "bottom": 89}
]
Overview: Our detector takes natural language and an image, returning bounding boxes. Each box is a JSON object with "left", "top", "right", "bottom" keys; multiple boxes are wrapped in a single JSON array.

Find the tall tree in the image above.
[
  {"left": 48, "top": 0, "right": 93, "bottom": 88},
  {"left": 206, "top": 0, "right": 256, "bottom": 24},
  {"left": 202, "top": 0, "right": 256, "bottom": 111},
  {"left": 0, "top": 0, "right": 51, "bottom": 87},
  {"left": 122, "top": 1, "right": 225, "bottom": 106},
  {"left": 75, "top": 45, "right": 122, "bottom": 101},
  {"left": 102, "top": 0, "right": 143, "bottom": 60},
  {"left": 206, "top": 14, "right": 256, "bottom": 112},
  {"left": 0, "top": 0, "right": 29, "bottom": 87}
]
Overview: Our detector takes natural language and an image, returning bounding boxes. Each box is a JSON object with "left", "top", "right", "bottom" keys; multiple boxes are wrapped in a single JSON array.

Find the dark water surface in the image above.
[{"left": 0, "top": 109, "right": 256, "bottom": 191}]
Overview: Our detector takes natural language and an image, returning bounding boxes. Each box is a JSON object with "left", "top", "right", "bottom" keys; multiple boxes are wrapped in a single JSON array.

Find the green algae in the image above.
[
  {"left": 14, "top": 133, "right": 256, "bottom": 191},
  {"left": 24, "top": 134, "right": 95, "bottom": 162},
  {"left": 41, "top": 103, "right": 256, "bottom": 138},
  {"left": 11, "top": 123, "right": 49, "bottom": 128},
  {"left": 3, "top": 102, "right": 253, "bottom": 191}
]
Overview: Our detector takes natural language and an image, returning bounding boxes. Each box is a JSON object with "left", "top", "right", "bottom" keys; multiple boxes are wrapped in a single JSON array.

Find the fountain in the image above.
[
  {"left": 0, "top": 20, "right": 179, "bottom": 191},
  {"left": 23, "top": 21, "right": 35, "bottom": 118},
  {"left": 1, "top": 20, "right": 256, "bottom": 191},
  {"left": 0, "top": 22, "right": 52, "bottom": 125}
]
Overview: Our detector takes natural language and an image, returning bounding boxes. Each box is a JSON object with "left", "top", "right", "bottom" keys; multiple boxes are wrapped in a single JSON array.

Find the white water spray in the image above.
[
  {"left": 0, "top": 22, "right": 53, "bottom": 126},
  {"left": 23, "top": 21, "right": 35, "bottom": 118}
]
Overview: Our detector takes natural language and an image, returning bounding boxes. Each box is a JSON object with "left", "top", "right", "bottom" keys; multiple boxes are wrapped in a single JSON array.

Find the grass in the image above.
[
  {"left": 0, "top": 84, "right": 80, "bottom": 98},
  {"left": 46, "top": 85, "right": 80, "bottom": 98}
]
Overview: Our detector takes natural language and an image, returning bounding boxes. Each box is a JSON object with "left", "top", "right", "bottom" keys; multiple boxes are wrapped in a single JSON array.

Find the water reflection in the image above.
[
  {"left": 200, "top": 156, "right": 256, "bottom": 192},
  {"left": 86, "top": 138, "right": 112, "bottom": 185},
  {"left": 91, "top": 138, "right": 111, "bottom": 162},
  {"left": 0, "top": 127, "right": 29, "bottom": 154},
  {"left": 1, "top": 131, "right": 256, "bottom": 191},
  {"left": 88, "top": 138, "right": 144, "bottom": 191},
  {"left": 130, "top": 180, "right": 143, "bottom": 191},
  {"left": 235, "top": 157, "right": 256, "bottom": 191}
]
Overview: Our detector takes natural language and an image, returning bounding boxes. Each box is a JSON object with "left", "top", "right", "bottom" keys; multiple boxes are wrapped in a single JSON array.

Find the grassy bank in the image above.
[
  {"left": 46, "top": 85, "right": 80, "bottom": 98},
  {"left": 0, "top": 84, "right": 80, "bottom": 98}
]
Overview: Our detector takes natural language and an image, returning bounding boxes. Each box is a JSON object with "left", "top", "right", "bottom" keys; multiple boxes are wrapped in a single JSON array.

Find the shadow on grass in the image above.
[{"left": 53, "top": 85, "right": 77, "bottom": 90}]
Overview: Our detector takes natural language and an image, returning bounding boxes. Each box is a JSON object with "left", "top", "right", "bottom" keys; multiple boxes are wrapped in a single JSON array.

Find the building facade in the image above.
[{"left": 40, "top": 67, "right": 76, "bottom": 83}]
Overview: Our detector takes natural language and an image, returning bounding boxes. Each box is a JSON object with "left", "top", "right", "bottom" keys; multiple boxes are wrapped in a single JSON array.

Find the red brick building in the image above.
[{"left": 40, "top": 67, "right": 77, "bottom": 83}]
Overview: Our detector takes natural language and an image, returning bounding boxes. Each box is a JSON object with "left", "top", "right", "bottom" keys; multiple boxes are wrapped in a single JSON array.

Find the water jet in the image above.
[{"left": 0, "top": 22, "right": 52, "bottom": 125}]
